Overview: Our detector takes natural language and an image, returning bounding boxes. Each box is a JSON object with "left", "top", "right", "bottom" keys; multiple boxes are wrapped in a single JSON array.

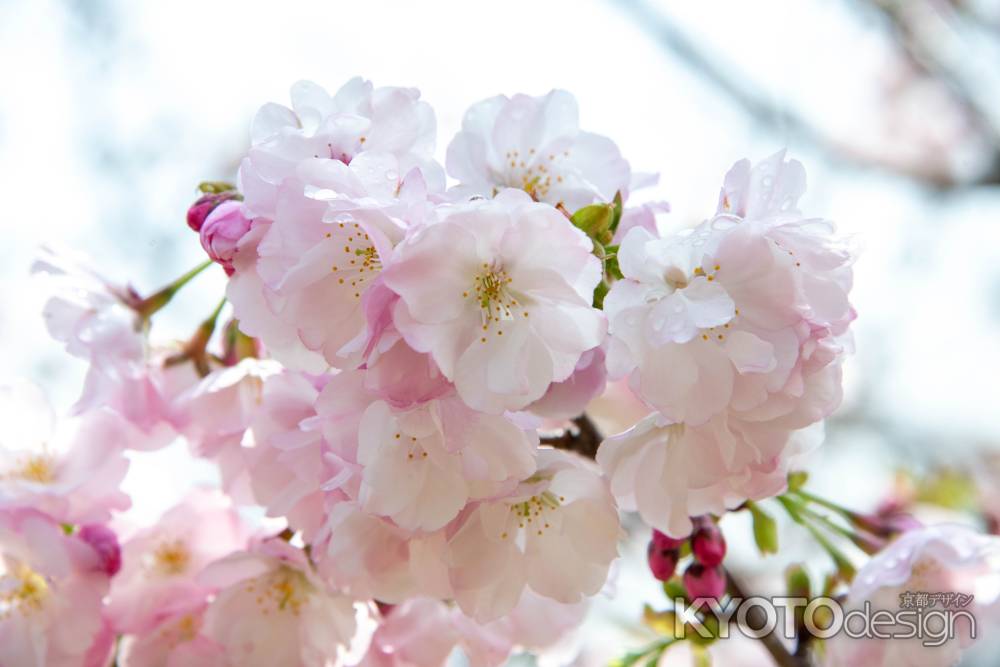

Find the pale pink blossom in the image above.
[
  {"left": 199, "top": 537, "right": 373, "bottom": 667},
  {"left": 200, "top": 199, "right": 253, "bottom": 275},
  {"left": 106, "top": 490, "right": 253, "bottom": 634},
  {"left": 356, "top": 396, "right": 537, "bottom": 532},
  {"left": 384, "top": 189, "right": 606, "bottom": 413},
  {"left": 172, "top": 358, "right": 282, "bottom": 492},
  {"left": 227, "top": 170, "right": 423, "bottom": 371},
  {"left": 611, "top": 200, "right": 670, "bottom": 244},
  {"left": 605, "top": 153, "right": 853, "bottom": 430},
  {"left": 823, "top": 524, "right": 1000, "bottom": 667},
  {"left": 118, "top": 599, "right": 227, "bottom": 667},
  {"left": 0, "top": 381, "right": 130, "bottom": 524},
  {"left": 361, "top": 591, "right": 585, "bottom": 667},
  {"left": 0, "top": 509, "right": 113, "bottom": 667},
  {"left": 446, "top": 449, "right": 619, "bottom": 622},
  {"left": 240, "top": 78, "right": 443, "bottom": 219},
  {"left": 32, "top": 244, "right": 143, "bottom": 368},
  {"left": 245, "top": 370, "right": 333, "bottom": 541},
  {"left": 525, "top": 346, "right": 607, "bottom": 421},
  {"left": 446, "top": 90, "right": 631, "bottom": 210},
  {"left": 597, "top": 413, "right": 817, "bottom": 538},
  {"left": 315, "top": 501, "right": 451, "bottom": 604}
]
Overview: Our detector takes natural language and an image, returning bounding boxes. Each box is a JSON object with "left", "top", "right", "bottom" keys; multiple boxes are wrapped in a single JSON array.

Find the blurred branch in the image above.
[
  {"left": 609, "top": 0, "right": 1000, "bottom": 189},
  {"left": 541, "top": 414, "right": 603, "bottom": 459}
]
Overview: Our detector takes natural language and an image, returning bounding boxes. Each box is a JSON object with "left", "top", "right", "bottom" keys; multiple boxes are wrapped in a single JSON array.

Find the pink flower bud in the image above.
[
  {"left": 647, "top": 539, "right": 679, "bottom": 582},
  {"left": 651, "top": 528, "right": 685, "bottom": 550},
  {"left": 200, "top": 200, "right": 253, "bottom": 275},
  {"left": 78, "top": 523, "right": 122, "bottom": 576},
  {"left": 683, "top": 563, "right": 727, "bottom": 600},
  {"left": 187, "top": 191, "right": 240, "bottom": 232},
  {"left": 691, "top": 517, "right": 726, "bottom": 567}
]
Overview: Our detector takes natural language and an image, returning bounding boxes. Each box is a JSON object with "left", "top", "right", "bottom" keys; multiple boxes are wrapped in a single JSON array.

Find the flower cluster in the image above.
[{"left": 3, "top": 75, "right": 898, "bottom": 667}]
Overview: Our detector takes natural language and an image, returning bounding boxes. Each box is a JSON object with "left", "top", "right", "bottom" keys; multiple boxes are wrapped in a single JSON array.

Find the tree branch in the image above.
[
  {"left": 540, "top": 414, "right": 603, "bottom": 459},
  {"left": 726, "top": 568, "right": 811, "bottom": 667}
]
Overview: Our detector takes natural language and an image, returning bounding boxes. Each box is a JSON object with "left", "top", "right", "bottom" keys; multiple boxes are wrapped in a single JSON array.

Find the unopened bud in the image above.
[
  {"left": 691, "top": 517, "right": 726, "bottom": 567},
  {"left": 200, "top": 200, "right": 253, "bottom": 275},
  {"left": 683, "top": 562, "right": 727, "bottom": 601},
  {"left": 187, "top": 190, "right": 241, "bottom": 232},
  {"left": 647, "top": 539, "right": 679, "bottom": 582}
]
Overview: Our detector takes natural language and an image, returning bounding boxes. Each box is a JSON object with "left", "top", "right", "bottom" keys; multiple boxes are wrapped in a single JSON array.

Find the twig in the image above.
[
  {"left": 540, "top": 414, "right": 603, "bottom": 459},
  {"left": 726, "top": 568, "right": 811, "bottom": 667}
]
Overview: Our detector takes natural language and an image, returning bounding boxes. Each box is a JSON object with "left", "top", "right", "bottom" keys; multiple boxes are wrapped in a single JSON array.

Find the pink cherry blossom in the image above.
[
  {"left": 525, "top": 346, "right": 607, "bottom": 421},
  {"left": 227, "top": 171, "right": 421, "bottom": 371},
  {"left": 356, "top": 395, "right": 537, "bottom": 532},
  {"left": 0, "top": 509, "right": 113, "bottom": 667},
  {"left": 172, "top": 358, "right": 282, "bottom": 493},
  {"left": 446, "top": 449, "right": 619, "bottom": 622},
  {"left": 611, "top": 200, "right": 670, "bottom": 244},
  {"left": 200, "top": 199, "right": 254, "bottom": 275},
  {"left": 32, "top": 244, "right": 143, "bottom": 368},
  {"left": 199, "top": 537, "right": 373, "bottom": 667},
  {"left": 384, "top": 189, "right": 606, "bottom": 413},
  {"left": 446, "top": 90, "right": 631, "bottom": 210},
  {"left": 118, "top": 599, "right": 227, "bottom": 667},
  {"left": 240, "top": 78, "right": 443, "bottom": 219},
  {"left": 244, "top": 370, "right": 334, "bottom": 541},
  {"left": 106, "top": 490, "right": 253, "bottom": 634},
  {"left": 605, "top": 153, "right": 854, "bottom": 428},
  {"left": 823, "top": 524, "right": 1000, "bottom": 667},
  {"left": 597, "top": 414, "right": 816, "bottom": 537},
  {"left": 315, "top": 501, "right": 451, "bottom": 604},
  {"left": 0, "top": 381, "right": 130, "bottom": 524}
]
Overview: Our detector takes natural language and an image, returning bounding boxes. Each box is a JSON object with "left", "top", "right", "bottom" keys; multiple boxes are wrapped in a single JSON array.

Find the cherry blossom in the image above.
[
  {"left": 240, "top": 78, "right": 443, "bottom": 219},
  {"left": 199, "top": 537, "right": 373, "bottom": 667},
  {"left": 605, "top": 152, "right": 854, "bottom": 428},
  {"left": 0, "top": 509, "right": 113, "bottom": 667},
  {"left": 200, "top": 199, "right": 254, "bottom": 275},
  {"left": 446, "top": 90, "right": 630, "bottom": 210},
  {"left": 106, "top": 490, "right": 253, "bottom": 634},
  {"left": 384, "top": 189, "right": 606, "bottom": 413},
  {"left": 823, "top": 524, "right": 1000, "bottom": 667},
  {"left": 0, "top": 381, "right": 130, "bottom": 524},
  {"left": 446, "top": 449, "right": 619, "bottom": 622},
  {"left": 117, "top": 599, "right": 226, "bottom": 667},
  {"left": 597, "top": 413, "right": 816, "bottom": 537}
]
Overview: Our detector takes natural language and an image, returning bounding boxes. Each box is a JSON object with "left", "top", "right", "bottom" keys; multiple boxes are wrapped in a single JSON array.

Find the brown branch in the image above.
[
  {"left": 540, "top": 414, "right": 603, "bottom": 459},
  {"left": 725, "top": 568, "right": 811, "bottom": 667}
]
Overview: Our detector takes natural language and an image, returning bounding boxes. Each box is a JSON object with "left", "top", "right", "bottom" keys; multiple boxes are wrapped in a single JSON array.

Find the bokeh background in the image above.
[{"left": 3, "top": 0, "right": 1000, "bottom": 664}]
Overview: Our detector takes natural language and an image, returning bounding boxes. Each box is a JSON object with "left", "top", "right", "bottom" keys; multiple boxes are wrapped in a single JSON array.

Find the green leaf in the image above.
[
  {"left": 663, "top": 577, "right": 687, "bottom": 602},
  {"left": 610, "top": 190, "right": 624, "bottom": 232},
  {"left": 747, "top": 501, "right": 779, "bottom": 555}
]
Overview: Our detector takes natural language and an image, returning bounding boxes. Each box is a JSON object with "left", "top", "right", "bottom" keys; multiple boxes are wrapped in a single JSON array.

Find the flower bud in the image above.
[
  {"left": 647, "top": 539, "right": 679, "bottom": 582},
  {"left": 651, "top": 528, "right": 685, "bottom": 550},
  {"left": 683, "top": 562, "right": 727, "bottom": 601},
  {"left": 691, "top": 517, "right": 726, "bottom": 567},
  {"left": 200, "top": 200, "right": 253, "bottom": 275},
  {"left": 187, "top": 191, "right": 241, "bottom": 232},
  {"left": 78, "top": 523, "right": 122, "bottom": 576}
]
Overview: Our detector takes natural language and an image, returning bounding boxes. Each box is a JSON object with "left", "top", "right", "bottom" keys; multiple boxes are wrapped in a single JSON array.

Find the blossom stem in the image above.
[
  {"left": 788, "top": 488, "right": 884, "bottom": 535},
  {"left": 134, "top": 259, "right": 213, "bottom": 321},
  {"left": 795, "top": 504, "right": 885, "bottom": 555},
  {"left": 777, "top": 496, "right": 857, "bottom": 579},
  {"left": 725, "top": 568, "right": 808, "bottom": 667}
]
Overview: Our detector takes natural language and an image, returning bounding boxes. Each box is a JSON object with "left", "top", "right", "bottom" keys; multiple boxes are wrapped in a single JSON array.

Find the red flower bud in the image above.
[
  {"left": 187, "top": 191, "right": 241, "bottom": 232},
  {"left": 691, "top": 517, "right": 726, "bottom": 567},
  {"left": 651, "top": 528, "right": 685, "bottom": 551},
  {"left": 683, "top": 562, "right": 727, "bottom": 601},
  {"left": 647, "top": 539, "right": 680, "bottom": 582}
]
